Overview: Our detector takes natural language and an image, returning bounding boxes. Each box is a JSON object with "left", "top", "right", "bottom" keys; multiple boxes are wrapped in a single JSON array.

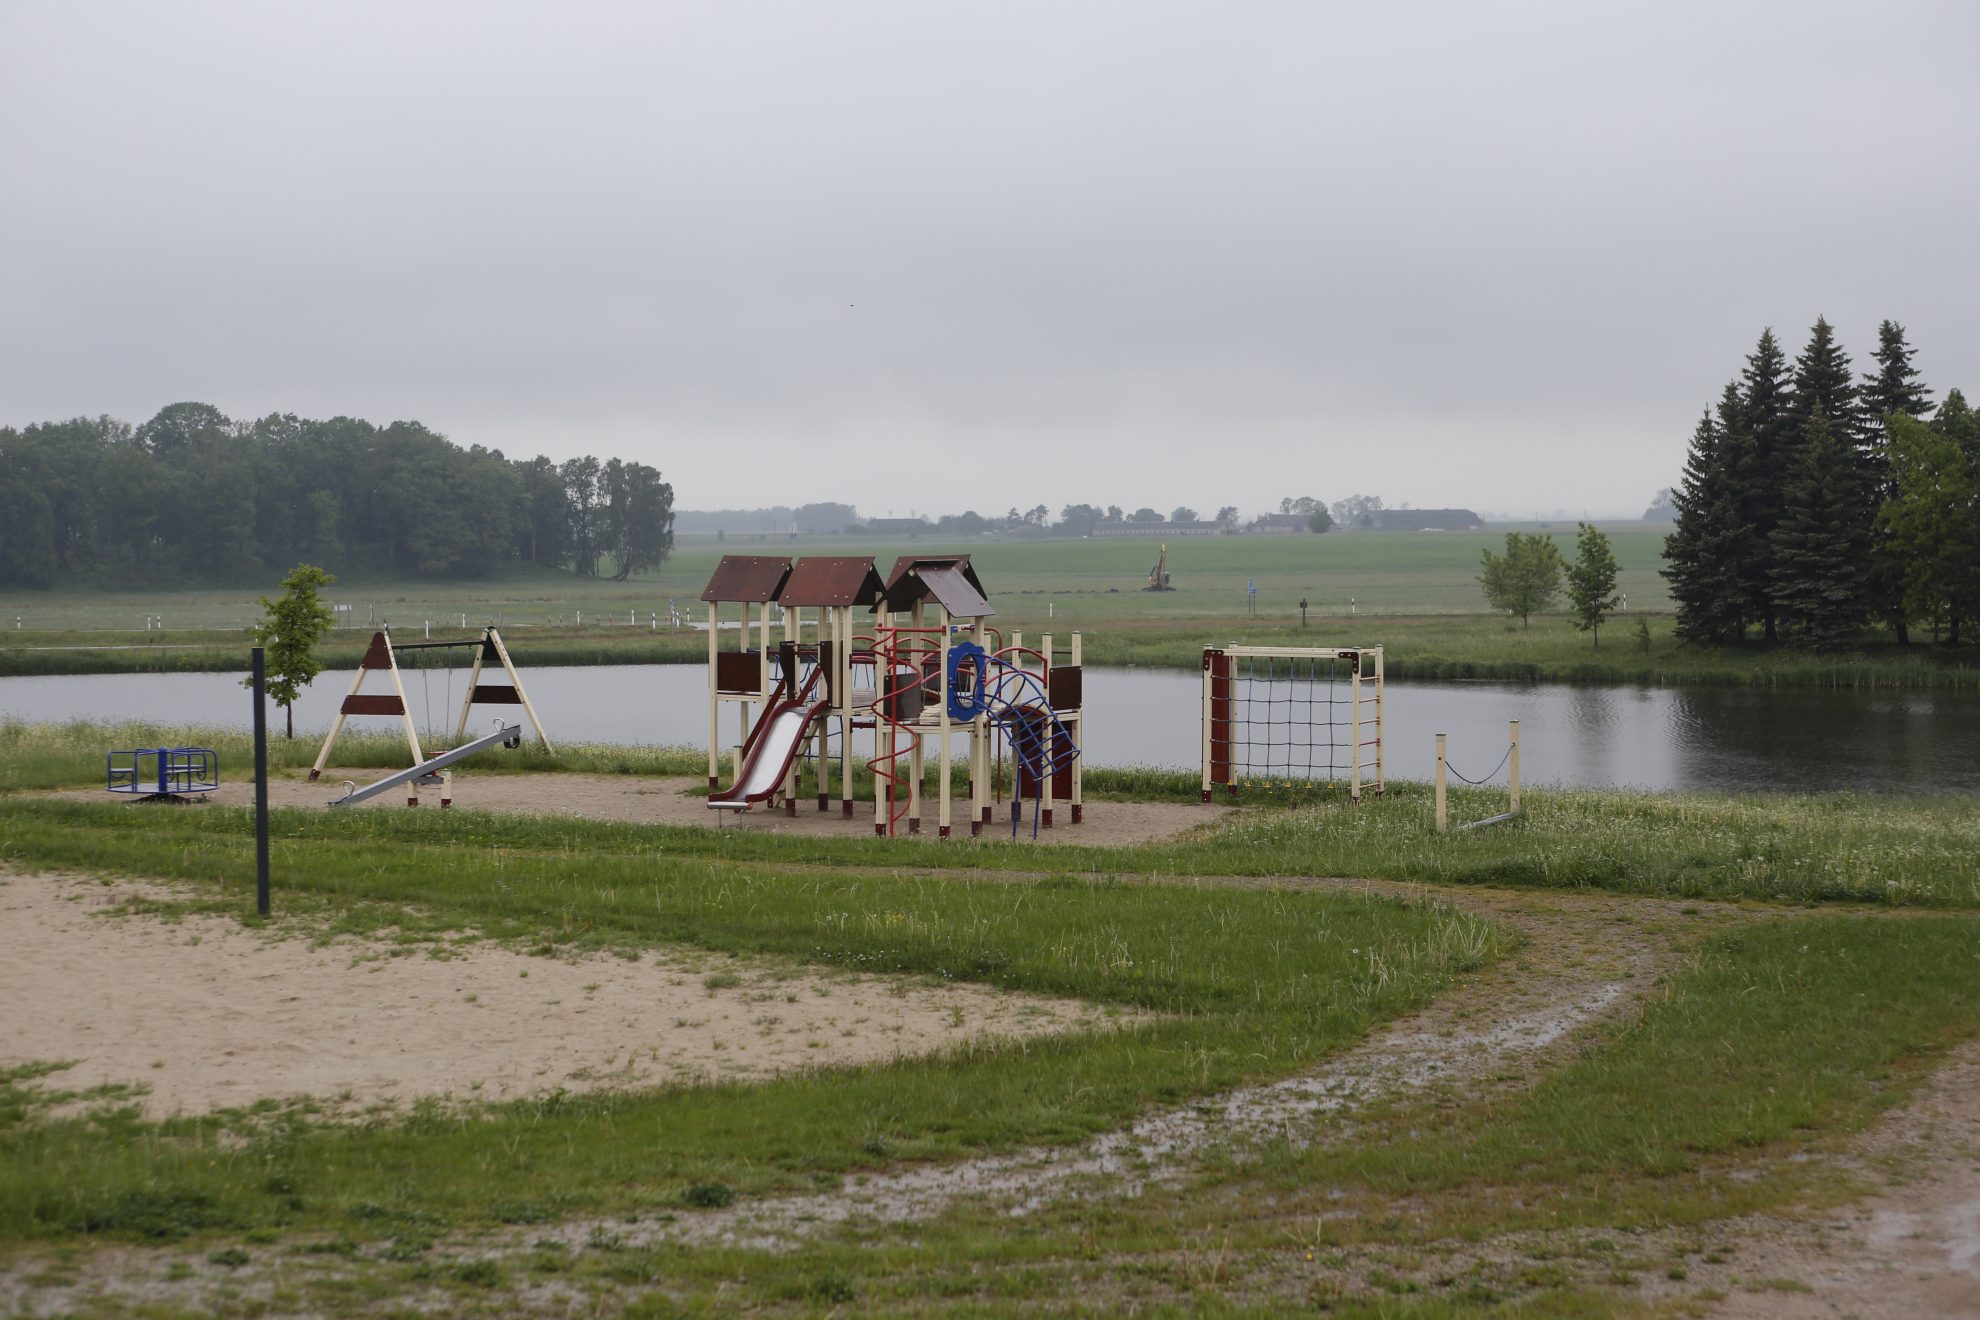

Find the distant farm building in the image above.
[
  {"left": 1348, "top": 508, "right": 1483, "bottom": 532},
  {"left": 1244, "top": 514, "right": 1312, "bottom": 535},
  {"left": 862, "top": 517, "right": 931, "bottom": 536},
  {"left": 1090, "top": 520, "right": 1223, "bottom": 538}
]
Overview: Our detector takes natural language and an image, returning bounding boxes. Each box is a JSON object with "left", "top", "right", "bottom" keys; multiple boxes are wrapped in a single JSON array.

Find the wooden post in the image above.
[
  {"left": 937, "top": 612, "right": 952, "bottom": 837},
  {"left": 839, "top": 604, "right": 854, "bottom": 818},
  {"left": 706, "top": 601, "right": 720, "bottom": 789},
  {"left": 1434, "top": 732, "right": 1448, "bottom": 834},
  {"left": 1349, "top": 656, "right": 1363, "bottom": 804},
  {"left": 1200, "top": 648, "right": 1213, "bottom": 802},
  {"left": 1508, "top": 720, "right": 1521, "bottom": 815},
  {"left": 1069, "top": 630, "right": 1083, "bottom": 824},
  {"left": 487, "top": 627, "right": 551, "bottom": 750},
  {"left": 972, "top": 616, "right": 988, "bottom": 834}
]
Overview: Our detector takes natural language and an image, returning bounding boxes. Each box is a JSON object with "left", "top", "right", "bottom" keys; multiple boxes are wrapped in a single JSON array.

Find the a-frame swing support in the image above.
[{"left": 309, "top": 626, "right": 549, "bottom": 805}]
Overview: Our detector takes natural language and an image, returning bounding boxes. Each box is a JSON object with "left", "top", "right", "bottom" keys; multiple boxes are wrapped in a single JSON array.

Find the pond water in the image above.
[{"left": 3, "top": 664, "right": 1976, "bottom": 795}]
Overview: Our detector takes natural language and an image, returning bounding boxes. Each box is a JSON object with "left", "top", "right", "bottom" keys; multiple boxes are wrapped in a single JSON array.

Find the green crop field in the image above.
[
  {"left": 0, "top": 523, "right": 1675, "bottom": 633},
  {"left": 9, "top": 523, "right": 1979, "bottom": 687},
  {"left": 3, "top": 717, "right": 1980, "bottom": 1315}
]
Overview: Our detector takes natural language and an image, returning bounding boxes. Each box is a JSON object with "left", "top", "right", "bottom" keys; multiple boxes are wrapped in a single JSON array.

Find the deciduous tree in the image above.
[
  {"left": 249, "top": 564, "right": 336, "bottom": 739},
  {"left": 1880, "top": 413, "right": 1980, "bottom": 644},
  {"left": 1565, "top": 522, "right": 1620, "bottom": 645},
  {"left": 1478, "top": 531, "right": 1562, "bottom": 626}
]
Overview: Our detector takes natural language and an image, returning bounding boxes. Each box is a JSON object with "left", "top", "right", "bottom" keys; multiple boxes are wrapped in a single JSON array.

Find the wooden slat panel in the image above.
[
  {"left": 469, "top": 684, "right": 522, "bottom": 705},
  {"left": 1208, "top": 650, "right": 1233, "bottom": 786},
  {"left": 342, "top": 694, "right": 406, "bottom": 716},
  {"left": 715, "top": 650, "right": 762, "bottom": 695},
  {"left": 360, "top": 633, "right": 394, "bottom": 670}
]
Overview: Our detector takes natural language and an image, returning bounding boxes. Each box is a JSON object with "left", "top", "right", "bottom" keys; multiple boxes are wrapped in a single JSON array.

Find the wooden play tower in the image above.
[{"left": 697, "top": 553, "right": 1084, "bottom": 839}]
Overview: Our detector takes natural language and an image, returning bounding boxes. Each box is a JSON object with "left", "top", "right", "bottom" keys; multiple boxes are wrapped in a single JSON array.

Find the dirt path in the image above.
[
  {"left": 521, "top": 885, "right": 1699, "bottom": 1252},
  {"left": 1661, "top": 1036, "right": 1980, "bottom": 1318}
]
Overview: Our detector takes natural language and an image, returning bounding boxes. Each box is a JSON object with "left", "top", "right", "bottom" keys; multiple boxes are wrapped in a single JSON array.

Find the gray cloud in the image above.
[{"left": 4, "top": 0, "right": 1976, "bottom": 518}]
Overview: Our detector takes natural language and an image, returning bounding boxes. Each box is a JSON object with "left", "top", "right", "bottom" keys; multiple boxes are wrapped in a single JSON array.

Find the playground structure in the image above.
[
  {"left": 308, "top": 626, "right": 549, "bottom": 807},
  {"left": 106, "top": 746, "right": 218, "bottom": 800},
  {"left": 700, "top": 554, "right": 1083, "bottom": 838},
  {"left": 1201, "top": 645, "right": 1384, "bottom": 803}
]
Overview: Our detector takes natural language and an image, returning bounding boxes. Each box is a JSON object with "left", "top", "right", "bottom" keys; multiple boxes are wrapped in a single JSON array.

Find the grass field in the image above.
[
  {"left": 2, "top": 525, "right": 1676, "bottom": 631},
  {"left": 3, "top": 717, "right": 1980, "bottom": 1314},
  {"left": 7, "top": 525, "right": 1978, "bottom": 687}
]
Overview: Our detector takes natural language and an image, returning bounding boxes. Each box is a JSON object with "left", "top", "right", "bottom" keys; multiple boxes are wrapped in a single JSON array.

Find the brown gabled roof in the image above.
[
  {"left": 779, "top": 556, "right": 886, "bottom": 607},
  {"left": 699, "top": 555, "right": 792, "bottom": 603},
  {"left": 883, "top": 555, "right": 985, "bottom": 593},
  {"left": 877, "top": 555, "right": 995, "bottom": 618}
]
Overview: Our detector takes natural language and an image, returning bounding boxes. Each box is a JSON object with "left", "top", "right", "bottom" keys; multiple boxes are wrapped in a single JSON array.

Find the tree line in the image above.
[
  {"left": 1663, "top": 319, "right": 1978, "bottom": 648},
  {"left": 0, "top": 402, "right": 676, "bottom": 588}
]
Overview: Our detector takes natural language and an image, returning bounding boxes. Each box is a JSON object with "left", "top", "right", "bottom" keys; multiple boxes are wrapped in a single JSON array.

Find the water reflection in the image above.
[{"left": 2, "top": 664, "right": 1976, "bottom": 795}]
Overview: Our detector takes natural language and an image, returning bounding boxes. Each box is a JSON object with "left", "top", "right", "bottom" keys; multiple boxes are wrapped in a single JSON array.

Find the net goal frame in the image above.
[{"left": 1200, "top": 645, "right": 1384, "bottom": 803}]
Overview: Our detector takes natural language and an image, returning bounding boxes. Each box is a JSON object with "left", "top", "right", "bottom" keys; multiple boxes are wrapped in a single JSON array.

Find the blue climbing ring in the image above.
[{"left": 945, "top": 641, "right": 991, "bottom": 721}]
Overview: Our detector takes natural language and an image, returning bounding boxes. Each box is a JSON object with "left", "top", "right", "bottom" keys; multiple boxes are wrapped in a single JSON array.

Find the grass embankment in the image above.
[{"left": 5, "top": 788, "right": 1980, "bottom": 1311}]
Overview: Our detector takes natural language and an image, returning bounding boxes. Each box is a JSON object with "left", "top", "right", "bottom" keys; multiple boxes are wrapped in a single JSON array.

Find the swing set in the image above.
[{"left": 308, "top": 626, "right": 549, "bottom": 806}]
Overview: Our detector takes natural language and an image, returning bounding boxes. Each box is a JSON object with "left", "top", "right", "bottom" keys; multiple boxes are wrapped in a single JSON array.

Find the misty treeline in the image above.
[
  {"left": 1664, "top": 318, "right": 1980, "bottom": 648},
  {"left": 873, "top": 495, "right": 1365, "bottom": 537},
  {"left": 0, "top": 402, "right": 675, "bottom": 588},
  {"left": 674, "top": 504, "right": 857, "bottom": 535}
]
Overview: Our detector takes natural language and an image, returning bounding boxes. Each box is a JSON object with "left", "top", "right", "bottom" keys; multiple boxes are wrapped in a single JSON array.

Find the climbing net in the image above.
[{"left": 1201, "top": 646, "right": 1383, "bottom": 801}]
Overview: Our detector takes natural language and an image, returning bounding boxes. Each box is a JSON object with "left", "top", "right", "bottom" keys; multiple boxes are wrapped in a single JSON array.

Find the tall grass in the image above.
[{"left": 0, "top": 719, "right": 706, "bottom": 792}]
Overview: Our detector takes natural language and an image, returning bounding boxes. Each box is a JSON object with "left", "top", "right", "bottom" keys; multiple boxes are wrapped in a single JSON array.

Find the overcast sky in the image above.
[{"left": 4, "top": 1, "right": 1976, "bottom": 520}]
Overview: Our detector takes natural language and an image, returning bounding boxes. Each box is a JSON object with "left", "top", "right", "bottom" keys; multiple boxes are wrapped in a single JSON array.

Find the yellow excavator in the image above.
[{"left": 1144, "top": 543, "right": 1174, "bottom": 591}]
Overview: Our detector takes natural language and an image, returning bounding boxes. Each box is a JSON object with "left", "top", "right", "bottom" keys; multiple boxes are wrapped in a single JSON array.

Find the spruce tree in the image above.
[
  {"left": 1860, "top": 319, "right": 1934, "bottom": 643},
  {"left": 1734, "top": 330, "right": 1792, "bottom": 640},
  {"left": 1768, "top": 410, "right": 1871, "bottom": 649},
  {"left": 1861, "top": 319, "right": 1933, "bottom": 432},
  {"left": 1773, "top": 318, "right": 1872, "bottom": 644},
  {"left": 1786, "top": 316, "right": 1861, "bottom": 436},
  {"left": 1664, "top": 395, "right": 1751, "bottom": 643}
]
